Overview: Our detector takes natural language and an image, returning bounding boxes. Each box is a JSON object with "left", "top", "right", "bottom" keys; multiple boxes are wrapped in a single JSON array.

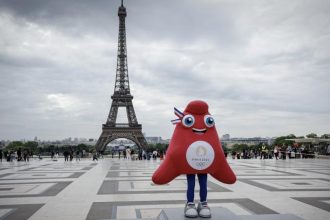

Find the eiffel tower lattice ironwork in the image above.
[{"left": 95, "top": 0, "right": 147, "bottom": 151}]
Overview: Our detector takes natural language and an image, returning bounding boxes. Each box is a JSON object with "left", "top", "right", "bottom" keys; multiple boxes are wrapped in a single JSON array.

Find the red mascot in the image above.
[{"left": 152, "top": 100, "right": 236, "bottom": 218}]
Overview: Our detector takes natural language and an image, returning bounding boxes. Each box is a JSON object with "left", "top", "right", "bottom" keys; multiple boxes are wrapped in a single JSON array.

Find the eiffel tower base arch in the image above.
[{"left": 95, "top": 125, "right": 147, "bottom": 152}]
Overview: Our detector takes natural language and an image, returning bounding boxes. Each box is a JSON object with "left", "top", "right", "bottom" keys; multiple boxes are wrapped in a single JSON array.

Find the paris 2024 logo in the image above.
[{"left": 186, "top": 141, "right": 215, "bottom": 170}]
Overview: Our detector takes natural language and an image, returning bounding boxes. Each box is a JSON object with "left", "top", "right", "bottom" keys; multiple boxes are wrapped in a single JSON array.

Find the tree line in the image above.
[{"left": 2, "top": 133, "right": 328, "bottom": 155}]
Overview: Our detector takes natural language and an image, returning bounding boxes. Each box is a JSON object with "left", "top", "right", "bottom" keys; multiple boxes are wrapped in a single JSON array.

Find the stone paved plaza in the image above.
[{"left": 0, "top": 157, "right": 329, "bottom": 220}]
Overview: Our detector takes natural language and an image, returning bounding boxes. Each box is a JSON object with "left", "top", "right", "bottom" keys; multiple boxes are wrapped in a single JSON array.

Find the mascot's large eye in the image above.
[
  {"left": 204, "top": 115, "right": 215, "bottom": 127},
  {"left": 182, "top": 114, "right": 195, "bottom": 127}
]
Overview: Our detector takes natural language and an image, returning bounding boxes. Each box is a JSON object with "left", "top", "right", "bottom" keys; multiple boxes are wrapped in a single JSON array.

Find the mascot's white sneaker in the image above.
[
  {"left": 197, "top": 201, "right": 211, "bottom": 218},
  {"left": 185, "top": 202, "right": 198, "bottom": 218}
]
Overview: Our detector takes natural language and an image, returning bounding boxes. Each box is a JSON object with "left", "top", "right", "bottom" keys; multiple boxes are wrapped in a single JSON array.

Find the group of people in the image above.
[
  {"left": 231, "top": 144, "right": 316, "bottom": 160},
  {"left": 92, "top": 151, "right": 103, "bottom": 161},
  {"left": 110, "top": 147, "right": 133, "bottom": 159},
  {"left": 0, "top": 147, "right": 167, "bottom": 163},
  {"left": 50, "top": 150, "right": 83, "bottom": 162},
  {"left": 110, "top": 148, "right": 165, "bottom": 161},
  {"left": 0, "top": 149, "right": 31, "bottom": 162}
]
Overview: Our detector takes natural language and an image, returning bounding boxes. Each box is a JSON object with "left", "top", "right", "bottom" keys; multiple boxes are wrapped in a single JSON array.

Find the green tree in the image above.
[
  {"left": 287, "top": 134, "right": 297, "bottom": 139},
  {"left": 320, "top": 134, "right": 330, "bottom": 139},
  {"left": 146, "top": 143, "right": 168, "bottom": 152},
  {"left": 6, "top": 141, "right": 24, "bottom": 152},
  {"left": 222, "top": 143, "right": 228, "bottom": 153},
  {"left": 24, "top": 141, "right": 38, "bottom": 154},
  {"left": 77, "top": 144, "right": 91, "bottom": 152},
  {"left": 306, "top": 133, "right": 318, "bottom": 138},
  {"left": 231, "top": 144, "right": 249, "bottom": 153},
  {"left": 273, "top": 134, "right": 296, "bottom": 146},
  {"left": 249, "top": 144, "right": 260, "bottom": 152}
]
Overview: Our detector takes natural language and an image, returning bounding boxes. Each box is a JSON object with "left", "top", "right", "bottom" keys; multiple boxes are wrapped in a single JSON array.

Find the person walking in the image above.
[
  {"left": 5, "top": 151, "right": 10, "bottom": 162},
  {"left": 26, "top": 150, "right": 30, "bottom": 162},
  {"left": 55, "top": 152, "right": 59, "bottom": 161},
  {"left": 152, "top": 150, "right": 158, "bottom": 160},
  {"left": 23, "top": 150, "right": 28, "bottom": 162},
  {"left": 63, "top": 151, "right": 69, "bottom": 162},
  {"left": 274, "top": 145, "right": 279, "bottom": 160},
  {"left": 17, "top": 148, "right": 22, "bottom": 161},
  {"left": 126, "top": 147, "right": 131, "bottom": 160},
  {"left": 287, "top": 145, "right": 292, "bottom": 159},
  {"left": 260, "top": 144, "right": 267, "bottom": 159},
  {"left": 75, "top": 150, "right": 81, "bottom": 161},
  {"left": 142, "top": 150, "right": 146, "bottom": 160},
  {"left": 69, "top": 151, "right": 73, "bottom": 161},
  {"left": 92, "top": 152, "right": 98, "bottom": 161},
  {"left": 281, "top": 145, "right": 286, "bottom": 160},
  {"left": 123, "top": 149, "right": 127, "bottom": 159}
]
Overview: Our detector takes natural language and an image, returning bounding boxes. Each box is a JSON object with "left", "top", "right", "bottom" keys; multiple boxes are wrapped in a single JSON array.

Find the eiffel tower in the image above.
[{"left": 95, "top": 0, "right": 147, "bottom": 152}]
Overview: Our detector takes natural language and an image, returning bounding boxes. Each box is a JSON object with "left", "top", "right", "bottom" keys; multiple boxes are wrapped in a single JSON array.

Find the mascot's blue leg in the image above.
[
  {"left": 186, "top": 174, "right": 196, "bottom": 202},
  {"left": 197, "top": 173, "right": 207, "bottom": 202}
]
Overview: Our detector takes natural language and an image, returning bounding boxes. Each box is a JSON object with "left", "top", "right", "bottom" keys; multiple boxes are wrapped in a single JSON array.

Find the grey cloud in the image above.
[
  {"left": 0, "top": 52, "right": 54, "bottom": 68},
  {"left": 0, "top": 0, "right": 240, "bottom": 45},
  {"left": 0, "top": 0, "right": 329, "bottom": 140},
  {"left": 0, "top": 0, "right": 117, "bottom": 37}
]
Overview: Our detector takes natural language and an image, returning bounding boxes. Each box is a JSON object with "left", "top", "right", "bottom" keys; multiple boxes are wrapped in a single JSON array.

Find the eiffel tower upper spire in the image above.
[{"left": 115, "top": 0, "right": 129, "bottom": 95}]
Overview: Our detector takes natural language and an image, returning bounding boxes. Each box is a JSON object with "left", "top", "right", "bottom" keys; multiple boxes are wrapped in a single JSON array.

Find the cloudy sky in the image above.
[{"left": 0, "top": 0, "right": 329, "bottom": 141}]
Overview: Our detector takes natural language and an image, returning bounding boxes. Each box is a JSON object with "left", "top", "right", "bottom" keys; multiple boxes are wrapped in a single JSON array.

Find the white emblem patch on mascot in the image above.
[{"left": 186, "top": 141, "right": 214, "bottom": 170}]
